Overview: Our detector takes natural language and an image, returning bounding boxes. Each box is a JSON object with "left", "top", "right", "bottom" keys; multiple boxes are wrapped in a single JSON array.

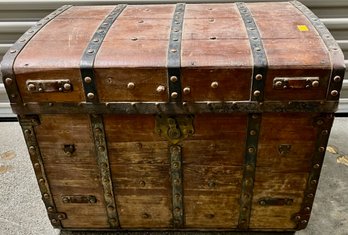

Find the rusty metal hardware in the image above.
[
  {"left": 258, "top": 197, "right": 294, "bottom": 206},
  {"left": 63, "top": 144, "right": 75, "bottom": 157},
  {"left": 48, "top": 212, "right": 67, "bottom": 224},
  {"left": 273, "top": 77, "right": 320, "bottom": 89},
  {"left": 170, "top": 145, "right": 184, "bottom": 228},
  {"left": 278, "top": 144, "right": 291, "bottom": 156},
  {"left": 62, "top": 195, "right": 97, "bottom": 204},
  {"left": 26, "top": 79, "right": 73, "bottom": 93},
  {"left": 155, "top": 115, "right": 194, "bottom": 144},
  {"left": 167, "top": 3, "right": 185, "bottom": 102}
]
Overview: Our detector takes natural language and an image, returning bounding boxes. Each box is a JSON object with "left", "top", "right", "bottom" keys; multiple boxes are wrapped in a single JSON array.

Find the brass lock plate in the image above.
[
  {"left": 273, "top": 77, "right": 320, "bottom": 89},
  {"left": 155, "top": 115, "right": 194, "bottom": 144}
]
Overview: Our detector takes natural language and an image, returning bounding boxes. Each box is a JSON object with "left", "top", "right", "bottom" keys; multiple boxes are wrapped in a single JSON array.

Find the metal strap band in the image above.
[
  {"left": 167, "top": 3, "right": 186, "bottom": 102},
  {"left": 238, "top": 113, "right": 262, "bottom": 229},
  {"left": 291, "top": 1, "right": 346, "bottom": 101},
  {"left": 170, "top": 145, "right": 184, "bottom": 228},
  {"left": 1, "top": 5, "right": 72, "bottom": 105},
  {"left": 293, "top": 114, "right": 334, "bottom": 229},
  {"left": 80, "top": 5, "right": 126, "bottom": 103},
  {"left": 19, "top": 115, "right": 66, "bottom": 228},
  {"left": 11, "top": 100, "right": 339, "bottom": 115},
  {"left": 90, "top": 114, "right": 119, "bottom": 228},
  {"left": 236, "top": 2, "right": 268, "bottom": 102}
]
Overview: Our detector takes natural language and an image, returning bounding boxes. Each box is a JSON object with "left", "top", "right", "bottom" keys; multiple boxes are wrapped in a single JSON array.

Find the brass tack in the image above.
[
  {"left": 170, "top": 76, "right": 178, "bottom": 82},
  {"left": 250, "top": 130, "right": 256, "bottom": 136},
  {"left": 43, "top": 193, "right": 49, "bottom": 199},
  {"left": 331, "top": 90, "right": 338, "bottom": 96},
  {"left": 333, "top": 76, "right": 341, "bottom": 82},
  {"left": 321, "top": 130, "right": 328, "bottom": 135},
  {"left": 248, "top": 147, "right": 255, "bottom": 153},
  {"left": 312, "top": 81, "right": 319, "bottom": 88},
  {"left": 87, "top": 92, "right": 95, "bottom": 99},
  {"left": 313, "top": 164, "right": 320, "bottom": 169},
  {"left": 183, "top": 87, "right": 191, "bottom": 94},
  {"left": 156, "top": 85, "right": 166, "bottom": 93},
  {"left": 173, "top": 162, "right": 179, "bottom": 168},
  {"left": 171, "top": 92, "right": 178, "bottom": 99},
  {"left": 29, "top": 146, "right": 36, "bottom": 155},
  {"left": 255, "top": 74, "right": 263, "bottom": 80},
  {"left": 139, "top": 180, "right": 146, "bottom": 187},
  {"left": 211, "top": 81, "right": 219, "bottom": 89},
  {"left": 127, "top": 82, "right": 135, "bottom": 89},
  {"left": 5, "top": 78, "right": 13, "bottom": 85},
  {"left": 39, "top": 178, "right": 45, "bottom": 184},
  {"left": 84, "top": 76, "right": 92, "bottom": 83},
  {"left": 295, "top": 215, "right": 301, "bottom": 221},
  {"left": 34, "top": 163, "right": 40, "bottom": 168},
  {"left": 51, "top": 219, "right": 58, "bottom": 223},
  {"left": 253, "top": 90, "right": 261, "bottom": 97},
  {"left": 47, "top": 206, "right": 54, "bottom": 212},
  {"left": 318, "top": 147, "right": 325, "bottom": 152},
  {"left": 63, "top": 83, "right": 71, "bottom": 91}
]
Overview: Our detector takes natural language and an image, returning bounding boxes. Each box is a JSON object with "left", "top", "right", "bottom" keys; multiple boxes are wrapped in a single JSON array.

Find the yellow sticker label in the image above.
[{"left": 297, "top": 25, "right": 309, "bottom": 31}]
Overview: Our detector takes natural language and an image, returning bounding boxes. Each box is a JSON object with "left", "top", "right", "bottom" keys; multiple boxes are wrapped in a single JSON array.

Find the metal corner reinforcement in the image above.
[
  {"left": 238, "top": 113, "right": 262, "bottom": 230},
  {"left": 80, "top": 4, "right": 127, "bottom": 103},
  {"left": 1, "top": 5, "right": 72, "bottom": 105},
  {"left": 167, "top": 3, "right": 186, "bottom": 102},
  {"left": 236, "top": 2, "right": 268, "bottom": 102}
]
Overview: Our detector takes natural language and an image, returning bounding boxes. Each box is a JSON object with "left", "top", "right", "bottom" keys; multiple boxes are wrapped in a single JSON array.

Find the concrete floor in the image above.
[{"left": 0, "top": 119, "right": 347, "bottom": 235}]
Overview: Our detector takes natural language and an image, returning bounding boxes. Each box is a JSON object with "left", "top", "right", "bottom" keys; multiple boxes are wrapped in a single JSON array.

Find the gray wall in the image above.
[{"left": 0, "top": 0, "right": 347, "bottom": 116}]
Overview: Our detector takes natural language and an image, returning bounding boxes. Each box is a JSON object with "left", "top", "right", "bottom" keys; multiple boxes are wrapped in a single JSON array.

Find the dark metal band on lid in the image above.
[
  {"left": 167, "top": 3, "right": 186, "bottom": 102},
  {"left": 238, "top": 113, "right": 262, "bottom": 230},
  {"left": 80, "top": 4, "right": 127, "bottom": 103},
  {"left": 292, "top": 114, "right": 334, "bottom": 229},
  {"left": 236, "top": 2, "right": 268, "bottom": 102},
  {"left": 291, "top": 1, "right": 346, "bottom": 101},
  {"left": 1, "top": 5, "right": 72, "bottom": 105},
  {"left": 19, "top": 115, "right": 66, "bottom": 228},
  {"left": 170, "top": 145, "right": 185, "bottom": 228}
]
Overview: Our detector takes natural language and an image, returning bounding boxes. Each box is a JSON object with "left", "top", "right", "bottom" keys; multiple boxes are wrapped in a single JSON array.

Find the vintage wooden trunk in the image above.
[{"left": 1, "top": 1, "right": 346, "bottom": 232}]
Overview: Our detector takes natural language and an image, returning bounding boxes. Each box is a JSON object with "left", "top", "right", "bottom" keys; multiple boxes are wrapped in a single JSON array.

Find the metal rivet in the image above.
[
  {"left": 93, "top": 38, "right": 99, "bottom": 42},
  {"left": 173, "top": 162, "right": 179, "bottom": 169},
  {"left": 156, "top": 85, "right": 166, "bottom": 93},
  {"left": 27, "top": 83, "right": 36, "bottom": 91},
  {"left": 307, "top": 193, "right": 314, "bottom": 198},
  {"left": 295, "top": 215, "right": 301, "bottom": 221},
  {"left": 318, "top": 147, "right": 325, "bottom": 152},
  {"left": 301, "top": 220, "right": 308, "bottom": 224},
  {"left": 57, "top": 214, "right": 65, "bottom": 220},
  {"left": 131, "top": 37, "right": 138, "bottom": 41},
  {"left": 209, "top": 18, "right": 215, "bottom": 23},
  {"left": 171, "top": 92, "right": 178, "bottom": 99},
  {"left": 316, "top": 119, "right": 324, "bottom": 125},
  {"left": 183, "top": 87, "right": 191, "bottom": 94},
  {"left": 304, "top": 206, "right": 311, "bottom": 212},
  {"left": 175, "top": 207, "right": 181, "bottom": 213},
  {"left": 29, "top": 146, "right": 36, "bottom": 155},
  {"left": 170, "top": 76, "right": 178, "bottom": 82},
  {"left": 311, "top": 180, "right": 317, "bottom": 185},
  {"left": 259, "top": 200, "right": 266, "bottom": 206},
  {"left": 250, "top": 130, "right": 256, "bottom": 136},
  {"left": 103, "top": 178, "right": 109, "bottom": 183},
  {"left": 321, "top": 130, "right": 328, "bottom": 135},
  {"left": 211, "top": 81, "right": 219, "bottom": 89},
  {"left": 19, "top": 38, "right": 26, "bottom": 42},
  {"left": 312, "top": 81, "right": 319, "bottom": 88},
  {"left": 139, "top": 180, "right": 146, "bottom": 187},
  {"left": 174, "top": 178, "right": 180, "bottom": 185},
  {"left": 63, "top": 83, "right": 71, "bottom": 91},
  {"left": 209, "top": 36, "right": 217, "bottom": 40},
  {"left": 10, "top": 49, "right": 17, "bottom": 54},
  {"left": 89, "top": 197, "right": 97, "bottom": 203},
  {"left": 87, "top": 49, "right": 94, "bottom": 54},
  {"left": 98, "top": 146, "right": 105, "bottom": 152},
  {"left": 34, "top": 163, "right": 40, "bottom": 168},
  {"left": 95, "top": 128, "right": 102, "bottom": 133},
  {"left": 255, "top": 47, "right": 261, "bottom": 51},
  {"left": 255, "top": 74, "right": 262, "bottom": 80},
  {"left": 47, "top": 206, "right": 54, "bottom": 212},
  {"left": 5, "top": 78, "right": 13, "bottom": 85},
  {"left": 248, "top": 147, "right": 255, "bottom": 153},
  {"left": 24, "top": 129, "right": 31, "bottom": 135},
  {"left": 333, "top": 76, "right": 341, "bottom": 82},
  {"left": 51, "top": 219, "right": 58, "bottom": 223},
  {"left": 39, "top": 178, "right": 45, "bottom": 184},
  {"left": 170, "top": 48, "right": 177, "bottom": 53},
  {"left": 275, "top": 81, "right": 283, "bottom": 88},
  {"left": 253, "top": 90, "right": 261, "bottom": 97},
  {"left": 10, "top": 94, "right": 16, "bottom": 98},
  {"left": 127, "top": 82, "right": 135, "bottom": 90},
  {"left": 138, "top": 20, "right": 144, "bottom": 23},
  {"left": 172, "top": 38, "right": 178, "bottom": 41},
  {"left": 87, "top": 92, "right": 95, "bottom": 99},
  {"left": 43, "top": 193, "right": 49, "bottom": 199},
  {"left": 102, "top": 162, "right": 108, "bottom": 168},
  {"left": 84, "top": 76, "right": 92, "bottom": 83},
  {"left": 331, "top": 90, "right": 338, "bottom": 96},
  {"left": 313, "top": 164, "right": 320, "bottom": 169}
]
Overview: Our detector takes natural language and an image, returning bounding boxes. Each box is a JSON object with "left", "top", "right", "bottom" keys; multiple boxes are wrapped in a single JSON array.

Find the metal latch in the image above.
[
  {"left": 155, "top": 115, "right": 194, "bottom": 144},
  {"left": 26, "top": 79, "right": 73, "bottom": 93},
  {"left": 273, "top": 77, "right": 320, "bottom": 89}
]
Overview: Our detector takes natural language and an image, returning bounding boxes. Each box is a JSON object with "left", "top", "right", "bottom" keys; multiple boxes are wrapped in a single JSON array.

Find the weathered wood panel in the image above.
[{"left": 35, "top": 114, "right": 108, "bottom": 228}]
